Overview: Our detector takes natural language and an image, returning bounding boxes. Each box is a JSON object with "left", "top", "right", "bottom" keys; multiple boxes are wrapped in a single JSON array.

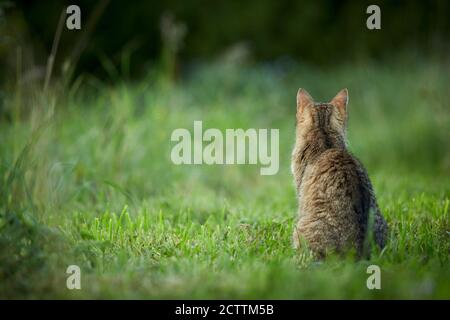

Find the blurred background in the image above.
[
  {"left": 1, "top": 0, "right": 449, "bottom": 85},
  {"left": 0, "top": 0, "right": 449, "bottom": 299}
]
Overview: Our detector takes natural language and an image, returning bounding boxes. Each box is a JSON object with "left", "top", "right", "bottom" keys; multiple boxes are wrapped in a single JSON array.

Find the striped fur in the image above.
[{"left": 291, "top": 89, "right": 387, "bottom": 258}]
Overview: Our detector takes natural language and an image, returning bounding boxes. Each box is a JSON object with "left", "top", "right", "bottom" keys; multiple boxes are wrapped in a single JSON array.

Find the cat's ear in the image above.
[
  {"left": 330, "top": 88, "right": 348, "bottom": 116},
  {"left": 297, "top": 88, "right": 314, "bottom": 114}
]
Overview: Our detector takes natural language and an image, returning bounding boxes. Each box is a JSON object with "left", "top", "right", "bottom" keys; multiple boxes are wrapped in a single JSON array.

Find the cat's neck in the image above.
[{"left": 301, "top": 129, "right": 346, "bottom": 162}]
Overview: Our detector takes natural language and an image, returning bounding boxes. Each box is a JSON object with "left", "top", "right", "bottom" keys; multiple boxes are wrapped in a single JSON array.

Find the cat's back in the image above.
[
  {"left": 297, "top": 148, "right": 372, "bottom": 252},
  {"left": 302, "top": 148, "right": 369, "bottom": 205},
  {"left": 300, "top": 147, "right": 371, "bottom": 225}
]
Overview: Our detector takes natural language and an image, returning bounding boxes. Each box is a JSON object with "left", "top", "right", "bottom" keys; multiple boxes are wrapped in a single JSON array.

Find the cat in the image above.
[{"left": 291, "top": 88, "right": 387, "bottom": 258}]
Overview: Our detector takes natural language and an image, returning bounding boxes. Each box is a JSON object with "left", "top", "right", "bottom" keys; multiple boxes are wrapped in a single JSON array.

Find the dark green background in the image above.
[{"left": 1, "top": 0, "right": 448, "bottom": 80}]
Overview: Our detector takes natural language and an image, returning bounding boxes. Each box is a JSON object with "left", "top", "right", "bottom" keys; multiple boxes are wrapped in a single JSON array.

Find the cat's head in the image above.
[{"left": 295, "top": 88, "right": 348, "bottom": 142}]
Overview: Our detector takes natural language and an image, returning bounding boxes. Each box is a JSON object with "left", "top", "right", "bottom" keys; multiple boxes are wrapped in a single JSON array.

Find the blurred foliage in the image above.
[
  {"left": 0, "top": 0, "right": 449, "bottom": 299},
  {"left": 0, "top": 0, "right": 448, "bottom": 85},
  {"left": 0, "top": 58, "right": 449, "bottom": 298}
]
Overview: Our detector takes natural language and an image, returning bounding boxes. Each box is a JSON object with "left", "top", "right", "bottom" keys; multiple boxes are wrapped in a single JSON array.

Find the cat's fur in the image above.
[{"left": 291, "top": 88, "right": 387, "bottom": 258}]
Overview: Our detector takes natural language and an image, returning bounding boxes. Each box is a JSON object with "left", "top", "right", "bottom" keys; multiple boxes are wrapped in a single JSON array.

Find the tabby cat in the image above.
[{"left": 291, "top": 88, "right": 387, "bottom": 257}]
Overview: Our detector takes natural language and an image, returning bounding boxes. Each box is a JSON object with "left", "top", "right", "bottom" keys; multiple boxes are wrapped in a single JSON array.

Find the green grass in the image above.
[{"left": 0, "top": 58, "right": 449, "bottom": 299}]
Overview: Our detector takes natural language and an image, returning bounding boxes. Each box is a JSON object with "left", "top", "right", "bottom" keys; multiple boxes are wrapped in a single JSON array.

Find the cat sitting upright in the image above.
[{"left": 291, "top": 88, "right": 387, "bottom": 258}]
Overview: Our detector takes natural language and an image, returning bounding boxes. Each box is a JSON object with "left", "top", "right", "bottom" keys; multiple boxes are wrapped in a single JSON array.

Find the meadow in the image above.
[{"left": 0, "top": 56, "right": 449, "bottom": 299}]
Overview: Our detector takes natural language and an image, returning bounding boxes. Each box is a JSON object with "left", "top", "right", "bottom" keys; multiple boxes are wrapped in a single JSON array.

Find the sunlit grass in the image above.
[{"left": 0, "top": 59, "right": 449, "bottom": 298}]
